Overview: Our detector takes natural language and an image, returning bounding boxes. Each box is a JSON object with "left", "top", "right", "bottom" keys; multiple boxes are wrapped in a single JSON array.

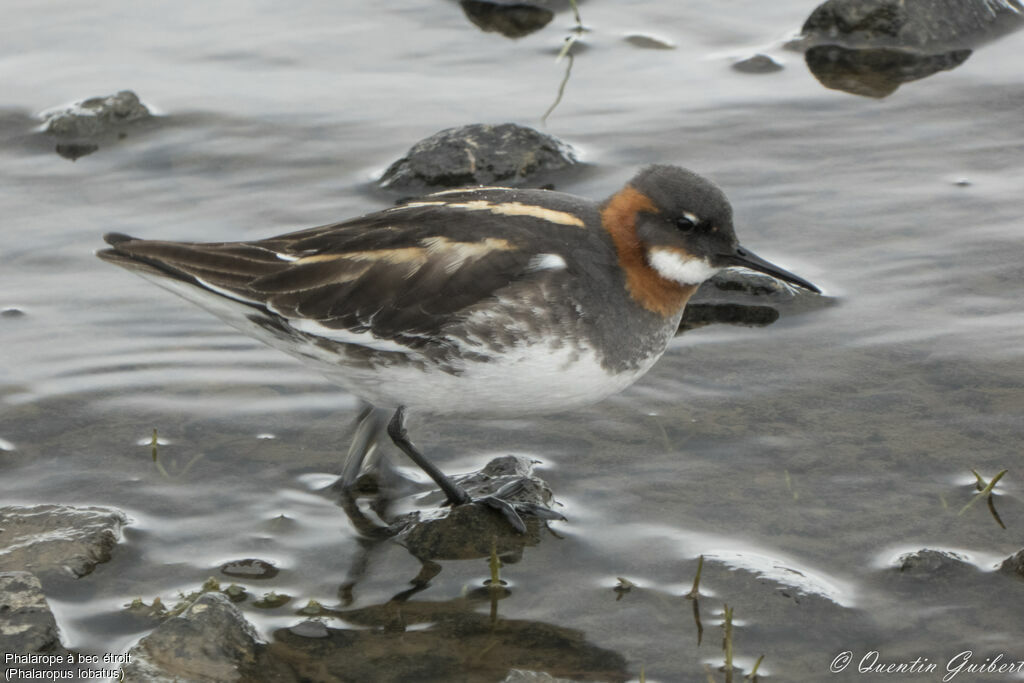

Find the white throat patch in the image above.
[{"left": 647, "top": 247, "right": 721, "bottom": 285}]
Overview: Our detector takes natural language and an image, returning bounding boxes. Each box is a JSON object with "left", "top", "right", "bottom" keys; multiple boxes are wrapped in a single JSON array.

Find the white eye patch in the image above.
[{"left": 647, "top": 247, "right": 720, "bottom": 285}]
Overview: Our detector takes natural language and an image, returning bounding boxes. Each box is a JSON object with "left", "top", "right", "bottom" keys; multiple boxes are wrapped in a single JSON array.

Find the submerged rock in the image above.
[
  {"left": 460, "top": 0, "right": 554, "bottom": 38},
  {"left": 221, "top": 558, "right": 279, "bottom": 580},
  {"left": 0, "top": 572, "right": 70, "bottom": 655},
  {"left": 623, "top": 33, "right": 676, "bottom": 50},
  {"left": 272, "top": 594, "right": 629, "bottom": 683},
  {"left": 0, "top": 504, "right": 127, "bottom": 578},
  {"left": 732, "top": 53, "right": 785, "bottom": 73},
  {"left": 379, "top": 123, "right": 578, "bottom": 192}
]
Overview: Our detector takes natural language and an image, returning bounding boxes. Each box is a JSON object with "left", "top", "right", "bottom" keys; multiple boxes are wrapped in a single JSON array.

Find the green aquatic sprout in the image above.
[
  {"left": 722, "top": 604, "right": 734, "bottom": 678},
  {"left": 487, "top": 535, "right": 503, "bottom": 587},
  {"left": 958, "top": 469, "right": 1007, "bottom": 516},
  {"left": 745, "top": 655, "right": 761, "bottom": 679},
  {"left": 541, "top": 0, "right": 585, "bottom": 123},
  {"left": 784, "top": 469, "right": 799, "bottom": 501},
  {"left": 614, "top": 576, "right": 635, "bottom": 601},
  {"left": 686, "top": 555, "right": 705, "bottom": 599}
]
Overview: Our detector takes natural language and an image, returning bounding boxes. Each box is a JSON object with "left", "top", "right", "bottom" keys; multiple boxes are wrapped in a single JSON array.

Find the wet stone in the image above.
[
  {"left": 220, "top": 558, "right": 279, "bottom": 580},
  {"left": 0, "top": 571, "right": 69, "bottom": 655},
  {"left": 732, "top": 53, "right": 785, "bottom": 73},
  {"left": 800, "top": 0, "right": 1024, "bottom": 50},
  {"left": 289, "top": 620, "right": 330, "bottom": 639},
  {"left": 39, "top": 90, "right": 154, "bottom": 160},
  {"left": 122, "top": 591, "right": 290, "bottom": 682},
  {"left": 390, "top": 455, "right": 557, "bottom": 560},
  {"left": 1, "top": 307, "right": 25, "bottom": 318},
  {"left": 895, "top": 549, "right": 974, "bottom": 577},
  {"left": 379, "top": 123, "right": 578, "bottom": 192},
  {"left": 460, "top": 1, "right": 555, "bottom": 38},
  {"left": 42, "top": 90, "right": 151, "bottom": 139},
  {"left": 623, "top": 33, "right": 676, "bottom": 50},
  {"left": 998, "top": 549, "right": 1024, "bottom": 579},
  {"left": 0, "top": 504, "right": 127, "bottom": 578}
]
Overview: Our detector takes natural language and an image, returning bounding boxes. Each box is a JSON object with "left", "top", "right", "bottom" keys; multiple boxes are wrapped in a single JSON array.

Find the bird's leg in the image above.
[
  {"left": 386, "top": 406, "right": 471, "bottom": 506},
  {"left": 339, "top": 403, "right": 389, "bottom": 489},
  {"left": 387, "top": 406, "right": 559, "bottom": 534}
]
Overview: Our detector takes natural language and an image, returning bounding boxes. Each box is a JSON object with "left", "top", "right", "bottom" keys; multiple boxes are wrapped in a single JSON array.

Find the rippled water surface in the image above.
[{"left": 2, "top": 1, "right": 1024, "bottom": 681}]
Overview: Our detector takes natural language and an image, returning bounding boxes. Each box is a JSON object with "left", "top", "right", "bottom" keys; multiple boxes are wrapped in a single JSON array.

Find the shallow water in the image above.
[{"left": 2, "top": 0, "right": 1024, "bottom": 681}]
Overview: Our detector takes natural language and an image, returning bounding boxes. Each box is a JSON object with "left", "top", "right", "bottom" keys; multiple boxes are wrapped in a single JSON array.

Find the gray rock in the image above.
[
  {"left": 998, "top": 549, "right": 1024, "bottom": 579},
  {"left": 0, "top": 572, "right": 68, "bottom": 655},
  {"left": 379, "top": 123, "right": 578, "bottom": 192},
  {"left": 895, "top": 549, "right": 974, "bottom": 576},
  {"left": 220, "top": 558, "right": 279, "bottom": 580},
  {"left": 801, "top": 0, "right": 1024, "bottom": 50},
  {"left": 0, "top": 505, "right": 127, "bottom": 578},
  {"left": 623, "top": 33, "right": 676, "bottom": 50},
  {"left": 41, "top": 90, "right": 151, "bottom": 139},
  {"left": 122, "top": 592, "right": 288, "bottom": 682},
  {"left": 732, "top": 53, "right": 785, "bottom": 73}
]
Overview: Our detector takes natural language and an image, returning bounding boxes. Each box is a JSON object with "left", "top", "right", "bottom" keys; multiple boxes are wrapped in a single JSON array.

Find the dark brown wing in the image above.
[{"left": 97, "top": 207, "right": 559, "bottom": 349}]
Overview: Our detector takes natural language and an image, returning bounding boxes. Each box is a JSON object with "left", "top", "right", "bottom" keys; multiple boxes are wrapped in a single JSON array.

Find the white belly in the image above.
[{"left": 319, "top": 339, "right": 666, "bottom": 416}]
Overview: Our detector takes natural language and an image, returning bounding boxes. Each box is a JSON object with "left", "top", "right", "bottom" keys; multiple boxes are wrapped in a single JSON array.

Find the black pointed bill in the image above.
[{"left": 722, "top": 246, "right": 821, "bottom": 293}]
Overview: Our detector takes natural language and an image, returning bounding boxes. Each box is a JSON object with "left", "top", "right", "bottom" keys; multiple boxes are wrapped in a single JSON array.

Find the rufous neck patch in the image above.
[{"left": 601, "top": 186, "right": 698, "bottom": 318}]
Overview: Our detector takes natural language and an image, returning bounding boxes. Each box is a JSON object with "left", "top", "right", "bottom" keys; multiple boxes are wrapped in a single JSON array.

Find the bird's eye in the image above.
[{"left": 676, "top": 214, "right": 698, "bottom": 232}]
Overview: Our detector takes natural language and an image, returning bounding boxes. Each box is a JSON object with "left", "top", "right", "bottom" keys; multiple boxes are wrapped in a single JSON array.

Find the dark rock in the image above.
[
  {"left": 1, "top": 307, "right": 26, "bottom": 318},
  {"left": 42, "top": 90, "right": 151, "bottom": 139},
  {"left": 895, "top": 549, "right": 974, "bottom": 577},
  {"left": 0, "top": 505, "right": 127, "bottom": 578},
  {"left": 270, "top": 594, "right": 629, "bottom": 683},
  {"left": 732, "top": 53, "right": 785, "bottom": 73},
  {"left": 392, "top": 455, "right": 558, "bottom": 560},
  {"left": 0, "top": 572, "right": 69, "bottom": 655},
  {"left": 39, "top": 90, "right": 154, "bottom": 159},
  {"left": 122, "top": 592, "right": 291, "bottom": 682},
  {"left": 379, "top": 123, "right": 578, "bottom": 192},
  {"left": 220, "top": 558, "right": 279, "bottom": 580},
  {"left": 460, "top": 1, "right": 554, "bottom": 38},
  {"left": 998, "top": 549, "right": 1024, "bottom": 579},
  {"left": 623, "top": 33, "right": 676, "bottom": 50},
  {"left": 801, "top": 0, "right": 1024, "bottom": 50}
]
